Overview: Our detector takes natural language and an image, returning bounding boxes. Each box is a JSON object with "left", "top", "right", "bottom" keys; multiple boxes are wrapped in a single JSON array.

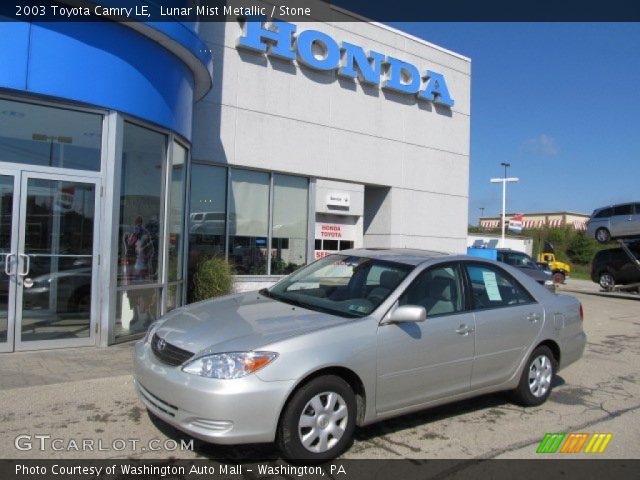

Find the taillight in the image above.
[{"left": 579, "top": 304, "right": 584, "bottom": 321}]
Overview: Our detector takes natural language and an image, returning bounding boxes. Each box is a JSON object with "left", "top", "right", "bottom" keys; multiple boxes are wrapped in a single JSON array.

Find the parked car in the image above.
[
  {"left": 134, "top": 249, "right": 585, "bottom": 460},
  {"left": 496, "top": 249, "right": 556, "bottom": 292},
  {"left": 586, "top": 202, "right": 640, "bottom": 243},
  {"left": 590, "top": 246, "right": 640, "bottom": 291}
]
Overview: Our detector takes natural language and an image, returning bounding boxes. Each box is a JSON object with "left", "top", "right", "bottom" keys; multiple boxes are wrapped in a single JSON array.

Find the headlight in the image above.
[
  {"left": 182, "top": 352, "right": 278, "bottom": 379},
  {"left": 143, "top": 320, "right": 163, "bottom": 344},
  {"left": 544, "top": 280, "right": 554, "bottom": 286}
]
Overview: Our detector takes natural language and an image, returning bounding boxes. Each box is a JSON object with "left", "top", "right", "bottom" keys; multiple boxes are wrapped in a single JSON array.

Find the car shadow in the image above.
[{"left": 148, "top": 375, "right": 568, "bottom": 461}]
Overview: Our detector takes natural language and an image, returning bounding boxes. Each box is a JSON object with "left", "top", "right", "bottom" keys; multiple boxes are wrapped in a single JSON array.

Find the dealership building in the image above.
[{"left": 0, "top": 9, "right": 470, "bottom": 350}]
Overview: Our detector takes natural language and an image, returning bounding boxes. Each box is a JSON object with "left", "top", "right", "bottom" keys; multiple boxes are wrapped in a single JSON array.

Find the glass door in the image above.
[
  {"left": 0, "top": 173, "right": 19, "bottom": 352},
  {"left": 0, "top": 169, "right": 100, "bottom": 351}
]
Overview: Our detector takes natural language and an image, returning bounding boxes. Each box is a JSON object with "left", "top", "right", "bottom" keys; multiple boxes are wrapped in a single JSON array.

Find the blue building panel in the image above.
[
  {"left": 0, "top": 13, "right": 213, "bottom": 140},
  {"left": 0, "top": 21, "right": 30, "bottom": 91},
  {"left": 27, "top": 22, "right": 194, "bottom": 138}
]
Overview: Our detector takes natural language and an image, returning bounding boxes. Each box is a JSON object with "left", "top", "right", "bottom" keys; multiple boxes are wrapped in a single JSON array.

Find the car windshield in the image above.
[
  {"left": 265, "top": 255, "right": 414, "bottom": 318},
  {"left": 504, "top": 252, "right": 539, "bottom": 269}
]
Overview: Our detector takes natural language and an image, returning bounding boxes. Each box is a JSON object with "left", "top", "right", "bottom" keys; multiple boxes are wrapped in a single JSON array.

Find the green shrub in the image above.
[
  {"left": 567, "top": 232, "right": 597, "bottom": 265},
  {"left": 547, "top": 227, "right": 570, "bottom": 244},
  {"left": 192, "top": 256, "right": 234, "bottom": 302}
]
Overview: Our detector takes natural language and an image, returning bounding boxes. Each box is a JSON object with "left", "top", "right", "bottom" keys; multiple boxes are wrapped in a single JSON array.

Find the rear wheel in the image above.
[
  {"left": 595, "top": 227, "right": 611, "bottom": 243},
  {"left": 599, "top": 272, "right": 615, "bottom": 291},
  {"left": 277, "top": 375, "right": 356, "bottom": 461},
  {"left": 511, "top": 345, "right": 556, "bottom": 406}
]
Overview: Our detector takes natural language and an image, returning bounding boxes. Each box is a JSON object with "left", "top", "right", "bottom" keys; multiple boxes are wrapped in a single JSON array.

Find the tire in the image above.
[
  {"left": 599, "top": 272, "right": 616, "bottom": 291},
  {"left": 552, "top": 271, "right": 566, "bottom": 284},
  {"left": 595, "top": 227, "right": 611, "bottom": 244},
  {"left": 511, "top": 345, "right": 557, "bottom": 407},
  {"left": 277, "top": 375, "right": 356, "bottom": 461}
]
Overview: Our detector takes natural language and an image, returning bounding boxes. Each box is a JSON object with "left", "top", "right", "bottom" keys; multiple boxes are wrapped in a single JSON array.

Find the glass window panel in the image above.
[
  {"left": 339, "top": 240, "right": 354, "bottom": 250},
  {"left": 114, "top": 288, "right": 160, "bottom": 340},
  {"left": 187, "top": 164, "right": 227, "bottom": 302},
  {"left": 271, "top": 174, "right": 308, "bottom": 275},
  {"left": 0, "top": 176, "right": 12, "bottom": 344},
  {"left": 228, "top": 169, "right": 269, "bottom": 275},
  {"left": 613, "top": 204, "right": 633, "bottom": 216},
  {"left": 323, "top": 239, "right": 338, "bottom": 250},
  {"left": 166, "top": 283, "right": 183, "bottom": 313},
  {"left": 117, "top": 122, "right": 166, "bottom": 286},
  {"left": 0, "top": 99, "right": 101, "bottom": 171},
  {"left": 595, "top": 208, "right": 612, "bottom": 218},
  {"left": 465, "top": 264, "right": 534, "bottom": 310},
  {"left": 167, "top": 142, "right": 187, "bottom": 282},
  {"left": 21, "top": 179, "right": 95, "bottom": 341},
  {"left": 399, "top": 265, "right": 464, "bottom": 317}
]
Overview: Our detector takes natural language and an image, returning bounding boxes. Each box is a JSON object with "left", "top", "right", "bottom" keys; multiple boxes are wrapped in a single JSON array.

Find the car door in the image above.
[
  {"left": 616, "top": 248, "right": 640, "bottom": 283},
  {"left": 376, "top": 263, "right": 475, "bottom": 413},
  {"left": 610, "top": 204, "right": 634, "bottom": 237},
  {"left": 462, "top": 262, "right": 544, "bottom": 390}
]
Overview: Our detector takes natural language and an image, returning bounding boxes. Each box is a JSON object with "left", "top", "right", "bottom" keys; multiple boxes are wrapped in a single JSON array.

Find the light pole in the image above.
[
  {"left": 490, "top": 163, "right": 518, "bottom": 248},
  {"left": 478, "top": 207, "right": 485, "bottom": 229}
]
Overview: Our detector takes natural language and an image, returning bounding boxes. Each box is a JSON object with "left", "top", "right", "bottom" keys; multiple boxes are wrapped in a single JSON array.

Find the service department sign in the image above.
[{"left": 237, "top": 20, "right": 455, "bottom": 108}]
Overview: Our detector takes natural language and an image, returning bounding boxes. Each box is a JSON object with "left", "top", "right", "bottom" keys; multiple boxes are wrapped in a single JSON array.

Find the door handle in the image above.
[
  {"left": 18, "top": 254, "right": 30, "bottom": 276},
  {"left": 4, "top": 253, "right": 15, "bottom": 275},
  {"left": 527, "top": 313, "right": 541, "bottom": 322},
  {"left": 455, "top": 324, "right": 474, "bottom": 335}
]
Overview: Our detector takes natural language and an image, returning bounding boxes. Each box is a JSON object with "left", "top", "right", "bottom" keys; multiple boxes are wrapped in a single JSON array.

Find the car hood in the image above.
[{"left": 155, "top": 291, "right": 349, "bottom": 354}]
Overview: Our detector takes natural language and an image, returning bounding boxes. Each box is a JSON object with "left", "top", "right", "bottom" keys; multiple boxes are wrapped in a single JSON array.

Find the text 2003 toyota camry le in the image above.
[{"left": 134, "top": 249, "right": 585, "bottom": 460}]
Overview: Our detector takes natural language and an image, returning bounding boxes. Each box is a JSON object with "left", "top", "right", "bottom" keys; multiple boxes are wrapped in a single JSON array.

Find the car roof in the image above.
[{"left": 338, "top": 248, "right": 451, "bottom": 266}]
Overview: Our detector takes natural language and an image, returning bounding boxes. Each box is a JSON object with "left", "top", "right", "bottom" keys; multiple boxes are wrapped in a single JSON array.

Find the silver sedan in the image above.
[{"left": 134, "top": 249, "right": 586, "bottom": 460}]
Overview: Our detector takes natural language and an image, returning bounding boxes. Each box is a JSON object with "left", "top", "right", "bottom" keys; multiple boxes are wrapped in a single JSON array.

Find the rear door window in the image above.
[{"left": 464, "top": 263, "right": 535, "bottom": 310}]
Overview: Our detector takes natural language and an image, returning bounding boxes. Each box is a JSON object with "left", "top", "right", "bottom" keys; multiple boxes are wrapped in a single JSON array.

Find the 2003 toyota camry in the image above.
[{"left": 134, "top": 249, "right": 586, "bottom": 460}]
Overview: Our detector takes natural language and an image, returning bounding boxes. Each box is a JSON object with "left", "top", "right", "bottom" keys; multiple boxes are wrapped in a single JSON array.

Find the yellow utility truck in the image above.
[{"left": 538, "top": 247, "right": 571, "bottom": 284}]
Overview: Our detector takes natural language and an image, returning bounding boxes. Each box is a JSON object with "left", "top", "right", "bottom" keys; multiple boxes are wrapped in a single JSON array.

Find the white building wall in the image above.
[{"left": 193, "top": 11, "right": 471, "bottom": 255}]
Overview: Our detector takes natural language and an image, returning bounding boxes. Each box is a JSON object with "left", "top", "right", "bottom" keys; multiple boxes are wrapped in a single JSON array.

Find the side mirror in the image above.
[{"left": 387, "top": 305, "right": 426, "bottom": 324}]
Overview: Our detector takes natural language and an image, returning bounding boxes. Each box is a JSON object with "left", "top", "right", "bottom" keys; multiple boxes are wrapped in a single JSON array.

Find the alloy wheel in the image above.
[
  {"left": 596, "top": 228, "right": 610, "bottom": 243},
  {"left": 599, "top": 273, "right": 615, "bottom": 290},
  {"left": 528, "top": 355, "right": 553, "bottom": 398},
  {"left": 298, "top": 391, "right": 348, "bottom": 454}
]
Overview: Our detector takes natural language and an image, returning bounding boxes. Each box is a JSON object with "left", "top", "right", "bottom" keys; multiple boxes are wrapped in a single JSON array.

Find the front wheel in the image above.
[
  {"left": 277, "top": 375, "right": 356, "bottom": 461},
  {"left": 595, "top": 227, "right": 611, "bottom": 243},
  {"left": 511, "top": 345, "right": 556, "bottom": 406}
]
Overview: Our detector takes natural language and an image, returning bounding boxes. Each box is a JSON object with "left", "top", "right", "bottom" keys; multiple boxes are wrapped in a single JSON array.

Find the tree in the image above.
[{"left": 567, "top": 232, "right": 597, "bottom": 265}]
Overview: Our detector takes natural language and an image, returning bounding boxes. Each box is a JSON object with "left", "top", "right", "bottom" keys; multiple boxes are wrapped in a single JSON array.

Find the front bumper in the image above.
[{"left": 133, "top": 341, "right": 296, "bottom": 445}]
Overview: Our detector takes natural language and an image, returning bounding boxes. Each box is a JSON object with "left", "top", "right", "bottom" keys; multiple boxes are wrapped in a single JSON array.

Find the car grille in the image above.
[{"left": 151, "top": 333, "right": 194, "bottom": 366}]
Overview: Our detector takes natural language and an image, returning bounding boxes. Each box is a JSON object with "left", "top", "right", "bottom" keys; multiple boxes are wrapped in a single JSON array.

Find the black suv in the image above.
[{"left": 591, "top": 246, "right": 640, "bottom": 291}]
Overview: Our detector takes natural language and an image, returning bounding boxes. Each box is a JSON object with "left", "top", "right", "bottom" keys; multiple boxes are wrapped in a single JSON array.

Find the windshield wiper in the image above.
[
  {"left": 258, "top": 288, "right": 272, "bottom": 298},
  {"left": 260, "top": 289, "right": 361, "bottom": 318}
]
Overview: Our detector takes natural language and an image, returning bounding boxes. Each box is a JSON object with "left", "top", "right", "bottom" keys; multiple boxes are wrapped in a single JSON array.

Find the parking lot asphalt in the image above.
[{"left": 0, "top": 290, "right": 638, "bottom": 460}]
